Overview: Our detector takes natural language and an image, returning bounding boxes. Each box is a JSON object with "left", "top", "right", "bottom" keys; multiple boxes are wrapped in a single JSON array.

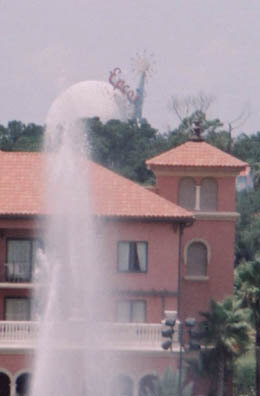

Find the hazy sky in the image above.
[{"left": 1, "top": 0, "right": 260, "bottom": 135}]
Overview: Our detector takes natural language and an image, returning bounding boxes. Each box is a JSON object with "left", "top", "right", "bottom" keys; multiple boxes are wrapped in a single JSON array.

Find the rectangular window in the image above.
[
  {"left": 116, "top": 300, "right": 146, "bottom": 323},
  {"left": 117, "top": 241, "right": 147, "bottom": 272},
  {"left": 6, "top": 239, "right": 41, "bottom": 282},
  {"left": 4, "top": 297, "right": 31, "bottom": 321}
]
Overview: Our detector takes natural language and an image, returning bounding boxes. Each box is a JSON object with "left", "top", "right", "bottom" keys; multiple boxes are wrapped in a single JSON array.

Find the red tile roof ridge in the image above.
[{"left": 146, "top": 140, "right": 248, "bottom": 169}]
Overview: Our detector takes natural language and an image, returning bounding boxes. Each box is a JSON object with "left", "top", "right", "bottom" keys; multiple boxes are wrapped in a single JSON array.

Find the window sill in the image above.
[
  {"left": 192, "top": 211, "right": 239, "bottom": 221},
  {"left": 184, "top": 276, "right": 209, "bottom": 282},
  {"left": 117, "top": 271, "right": 147, "bottom": 274}
]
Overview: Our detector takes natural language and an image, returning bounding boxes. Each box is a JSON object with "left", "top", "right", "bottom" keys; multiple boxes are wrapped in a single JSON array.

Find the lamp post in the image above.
[
  {"left": 178, "top": 320, "right": 183, "bottom": 396},
  {"left": 161, "top": 314, "right": 198, "bottom": 396}
]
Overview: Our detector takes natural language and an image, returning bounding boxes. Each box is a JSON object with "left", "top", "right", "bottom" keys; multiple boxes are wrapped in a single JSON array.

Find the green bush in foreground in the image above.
[{"left": 233, "top": 352, "right": 255, "bottom": 396}]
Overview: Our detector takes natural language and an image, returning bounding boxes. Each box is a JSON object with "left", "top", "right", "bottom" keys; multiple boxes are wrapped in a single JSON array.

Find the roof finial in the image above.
[{"left": 190, "top": 111, "right": 204, "bottom": 142}]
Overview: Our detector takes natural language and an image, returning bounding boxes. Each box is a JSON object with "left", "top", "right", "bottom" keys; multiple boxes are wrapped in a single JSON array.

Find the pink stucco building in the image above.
[{"left": 0, "top": 139, "right": 246, "bottom": 396}]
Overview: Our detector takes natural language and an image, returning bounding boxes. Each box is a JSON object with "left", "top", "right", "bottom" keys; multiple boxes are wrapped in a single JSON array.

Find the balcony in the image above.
[
  {"left": 0, "top": 321, "right": 38, "bottom": 349},
  {"left": 0, "top": 321, "right": 180, "bottom": 352}
]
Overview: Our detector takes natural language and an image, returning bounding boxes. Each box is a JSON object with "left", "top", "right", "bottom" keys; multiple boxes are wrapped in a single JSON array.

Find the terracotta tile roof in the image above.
[
  {"left": 89, "top": 161, "right": 192, "bottom": 219},
  {"left": 0, "top": 151, "right": 44, "bottom": 216},
  {"left": 0, "top": 151, "right": 192, "bottom": 220},
  {"left": 146, "top": 141, "right": 247, "bottom": 169}
]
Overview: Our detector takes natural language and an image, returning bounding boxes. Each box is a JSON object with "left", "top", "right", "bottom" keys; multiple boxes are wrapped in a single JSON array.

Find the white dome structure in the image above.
[{"left": 46, "top": 80, "right": 129, "bottom": 129}]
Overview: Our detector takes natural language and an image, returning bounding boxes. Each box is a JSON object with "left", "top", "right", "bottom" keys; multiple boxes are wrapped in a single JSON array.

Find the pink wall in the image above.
[
  {"left": 180, "top": 219, "right": 235, "bottom": 321},
  {"left": 152, "top": 169, "right": 237, "bottom": 324},
  {"left": 100, "top": 220, "right": 179, "bottom": 323},
  {"left": 154, "top": 172, "right": 237, "bottom": 212},
  {"left": 0, "top": 353, "right": 33, "bottom": 375},
  {"left": 155, "top": 175, "right": 179, "bottom": 204},
  {"left": 102, "top": 221, "right": 179, "bottom": 291},
  {"left": 0, "top": 218, "right": 180, "bottom": 324}
]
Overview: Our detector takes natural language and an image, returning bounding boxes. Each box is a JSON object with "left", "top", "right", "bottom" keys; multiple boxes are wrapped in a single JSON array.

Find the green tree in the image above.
[
  {"left": 232, "top": 132, "right": 260, "bottom": 164},
  {"left": 167, "top": 110, "right": 232, "bottom": 153},
  {"left": 206, "top": 130, "right": 231, "bottom": 152},
  {"left": 0, "top": 121, "right": 44, "bottom": 151},
  {"left": 236, "top": 190, "right": 260, "bottom": 264},
  {"left": 235, "top": 257, "right": 260, "bottom": 396},
  {"left": 83, "top": 118, "right": 168, "bottom": 183},
  {"left": 198, "top": 298, "right": 251, "bottom": 396},
  {"left": 170, "top": 110, "right": 224, "bottom": 137}
]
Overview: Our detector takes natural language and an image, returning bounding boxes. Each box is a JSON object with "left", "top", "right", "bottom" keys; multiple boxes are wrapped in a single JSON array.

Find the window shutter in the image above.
[
  {"left": 178, "top": 178, "right": 195, "bottom": 209},
  {"left": 200, "top": 178, "right": 217, "bottom": 211}
]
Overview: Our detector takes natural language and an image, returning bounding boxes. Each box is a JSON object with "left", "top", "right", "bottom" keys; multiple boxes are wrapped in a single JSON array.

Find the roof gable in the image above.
[{"left": 146, "top": 141, "right": 247, "bottom": 170}]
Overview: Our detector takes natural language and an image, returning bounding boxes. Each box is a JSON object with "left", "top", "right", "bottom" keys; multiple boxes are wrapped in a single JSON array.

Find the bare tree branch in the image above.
[
  {"left": 169, "top": 92, "right": 216, "bottom": 122},
  {"left": 228, "top": 103, "right": 251, "bottom": 131},
  {"left": 226, "top": 103, "right": 251, "bottom": 152}
]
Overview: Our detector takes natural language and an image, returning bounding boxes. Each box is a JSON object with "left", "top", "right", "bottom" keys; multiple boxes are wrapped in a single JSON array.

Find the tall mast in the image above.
[
  {"left": 131, "top": 51, "right": 154, "bottom": 124},
  {"left": 133, "top": 70, "right": 146, "bottom": 123}
]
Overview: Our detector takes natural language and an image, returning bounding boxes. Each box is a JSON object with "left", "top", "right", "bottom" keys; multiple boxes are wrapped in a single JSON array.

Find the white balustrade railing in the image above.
[
  {"left": 0, "top": 321, "right": 38, "bottom": 343},
  {"left": 104, "top": 323, "right": 163, "bottom": 349},
  {"left": 0, "top": 321, "right": 179, "bottom": 350}
]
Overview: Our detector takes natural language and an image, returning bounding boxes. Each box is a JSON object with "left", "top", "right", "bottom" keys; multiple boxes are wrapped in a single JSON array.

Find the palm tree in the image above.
[
  {"left": 198, "top": 298, "right": 251, "bottom": 396},
  {"left": 235, "top": 256, "right": 260, "bottom": 396}
]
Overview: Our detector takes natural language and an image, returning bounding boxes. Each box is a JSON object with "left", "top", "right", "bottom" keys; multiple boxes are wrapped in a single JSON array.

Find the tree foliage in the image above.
[
  {"left": 233, "top": 352, "right": 256, "bottom": 396},
  {"left": 232, "top": 132, "right": 260, "bottom": 164},
  {"left": 0, "top": 121, "right": 44, "bottom": 151},
  {"left": 235, "top": 257, "right": 260, "bottom": 396},
  {"left": 82, "top": 117, "right": 169, "bottom": 183},
  {"left": 235, "top": 190, "right": 260, "bottom": 263},
  {"left": 197, "top": 298, "right": 251, "bottom": 396}
]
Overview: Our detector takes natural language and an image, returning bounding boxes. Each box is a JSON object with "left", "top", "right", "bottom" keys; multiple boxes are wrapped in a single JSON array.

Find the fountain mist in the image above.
[{"left": 30, "top": 88, "right": 121, "bottom": 396}]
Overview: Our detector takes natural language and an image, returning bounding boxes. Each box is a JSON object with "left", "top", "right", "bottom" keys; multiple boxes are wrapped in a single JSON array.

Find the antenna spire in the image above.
[{"left": 131, "top": 51, "right": 155, "bottom": 124}]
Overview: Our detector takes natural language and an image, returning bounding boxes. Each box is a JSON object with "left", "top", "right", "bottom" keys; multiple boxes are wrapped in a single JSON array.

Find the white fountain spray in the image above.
[{"left": 30, "top": 80, "right": 127, "bottom": 396}]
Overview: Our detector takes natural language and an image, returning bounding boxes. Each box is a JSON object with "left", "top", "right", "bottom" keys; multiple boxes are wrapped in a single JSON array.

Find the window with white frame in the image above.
[
  {"left": 117, "top": 241, "right": 147, "bottom": 273},
  {"left": 4, "top": 297, "right": 31, "bottom": 321},
  {"left": 186, "top": 241, "right": 208, "bottom": 277},
  {"left": 6, "top": 239, "right": 41, "bottom": 282},
  {"left": 116, "top": 300, "right": 146, "bottom": 322}
]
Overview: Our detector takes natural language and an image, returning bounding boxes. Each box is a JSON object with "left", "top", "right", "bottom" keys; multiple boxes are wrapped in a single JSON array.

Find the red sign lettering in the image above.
[{"left": 109, "top": 68, "right": 139, "bottom": 104}]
